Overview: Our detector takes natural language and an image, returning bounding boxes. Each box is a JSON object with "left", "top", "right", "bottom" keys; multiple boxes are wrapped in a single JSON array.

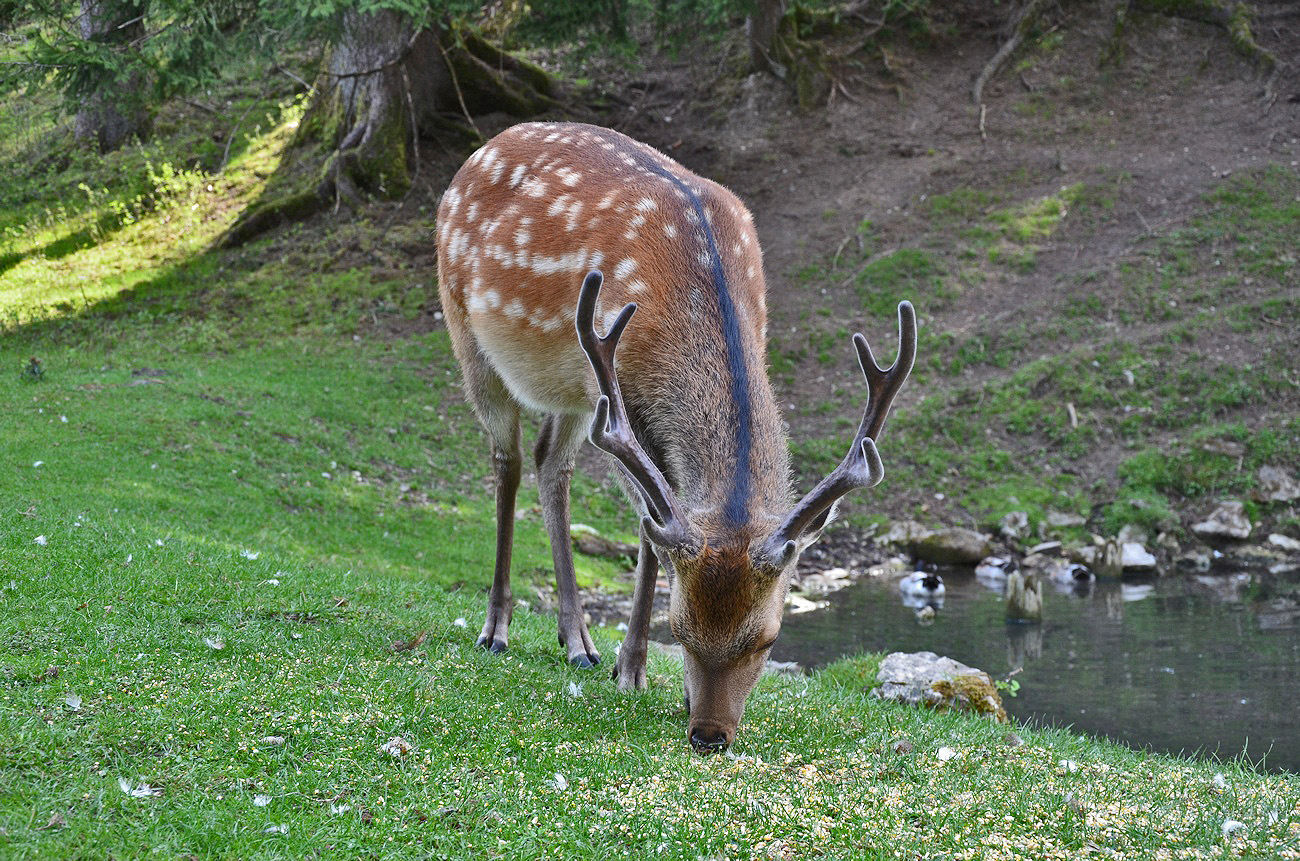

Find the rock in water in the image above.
[
  {"left": 1191, "top": 500, "right": 1253, "bottom": 541},
  {"left": 871, "top": 651, "right": 1007, "bottom": 722},
  {"left": 912, "top": 528, "right": 993, "bottom": 565},
  {"left": 1121, "top": 542, "right": 1158, "bottom": 571}
]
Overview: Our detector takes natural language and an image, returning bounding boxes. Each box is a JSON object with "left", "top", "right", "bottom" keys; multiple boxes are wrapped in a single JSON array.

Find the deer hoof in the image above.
[
  {"left": 568, "top": 653, "right": 600, "bottom": 669},
  {"left": 476, "top": 635, "right": 509, "bottom": 654}
]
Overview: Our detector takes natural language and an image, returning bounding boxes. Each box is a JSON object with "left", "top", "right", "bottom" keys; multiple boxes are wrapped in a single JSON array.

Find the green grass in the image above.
[{"left": 4, "top": 519, "right": 1299, "bottom": 859}]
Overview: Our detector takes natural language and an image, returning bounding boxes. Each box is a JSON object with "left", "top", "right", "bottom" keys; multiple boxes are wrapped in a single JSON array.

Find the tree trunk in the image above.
[
  {"left": 314, "top": 8, "right": 442, "bottom": 200},
  {"left": 221, "top": 12, "right": 558, "bottom": 247},
  {"left": 747, "top": 0, "right": 788, "bottom": 76},
  {"left": 74, "top": 0, "right": 151, "bottom": 152}
]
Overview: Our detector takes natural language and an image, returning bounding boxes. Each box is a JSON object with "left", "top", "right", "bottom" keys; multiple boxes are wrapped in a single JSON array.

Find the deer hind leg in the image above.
[
  {"left": 457, "top": 354, "right": 523, "bottom": 655},
  {"left": 614, "top": 529, "right": 658, "bottom": 692},
  {"left": 535, "top": 412, "right": 600, "bottom": 668}
]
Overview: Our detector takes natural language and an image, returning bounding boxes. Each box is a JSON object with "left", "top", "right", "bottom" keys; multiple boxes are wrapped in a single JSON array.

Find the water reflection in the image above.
[{"left": 773, "top": 569, "right": 1300, "bottom": 773}]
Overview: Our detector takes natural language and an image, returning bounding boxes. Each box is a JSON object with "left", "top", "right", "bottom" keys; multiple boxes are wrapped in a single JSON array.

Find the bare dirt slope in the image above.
[
  {"left": 591, "top": 4, "right": 1300, "bottom": 530},
  {"left": 414, "top": 2, "right": 1299, "bottom": 542}
]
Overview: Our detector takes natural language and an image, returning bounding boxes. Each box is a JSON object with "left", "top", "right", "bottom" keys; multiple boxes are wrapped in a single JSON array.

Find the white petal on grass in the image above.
[
  {"left": 34, "top": 535, "right": 47, "bottom": 546},
  {"left": 264, "top": 824, "right": 289, "bottom": 835},
  {"left": 1059, "top": 759, "right": 1079, "bottom": 773},
  {"left": 154, "top": 539, "right": 164, "bottom": 546},
  {"left": 453, "top": 617, "right": 468, "bottom": 628},
  {"left": 566, "top": 682, "right": 583, "bottom": 699},
  {"left": 64, "top": 692, "right": 82, "bottom": 712},
  {"left": 1221, "top": 819, "right": 1247, "bottom": 838},
  {"left": 549, "top": 772, "right": 569, "bottom": 791},
  {"left": 259, "top": 578, "right": 280, "bottom": 586},
  {"left": 204, "top": 636, "right": 225, "bottom": 651},
  {"left": 261, "top": 735, "right": 286, "bottom": 746},
  {"left": 240, "top": 549, "right": 260, "bottom": 560},
  {"left": 33, "top": 461, "right": 44, "bottom": 467},
  {"left": 936, "top": 747, "right": 957, "bottom": 762},
  {"left": 118, "top": 778, "right": 163, "bottom": 798},
  {"left": 330, "top": 803, "right": 352, "bottom": 815},
  {"left": 125, "top": 553, "right": 132, "bottom": 564},
  {"left": 1212, "top": 772, "right": 1228, "bottom": 791},
  {"left": 253, "top": 794, "right": 271, "bottom": 807},
  {"left": 380, "top": 736, "right": 412, "bottom": 757}
]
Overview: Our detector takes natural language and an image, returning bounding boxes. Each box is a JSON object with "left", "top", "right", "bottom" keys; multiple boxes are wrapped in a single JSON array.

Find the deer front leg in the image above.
[
  {"left": 614, "top": 530, "right": 658, "bottom": 692},
  {"left": 478, "top": 430, "right": 522, "bottom": 654},
  {"left": 536, "top": 415, "right": 600, "bottom": 668}
]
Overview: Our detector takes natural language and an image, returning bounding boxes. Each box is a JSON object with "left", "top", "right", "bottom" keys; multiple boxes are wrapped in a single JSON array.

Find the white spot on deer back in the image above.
[
  {"left": 565, "top": 200, "right": 584, "bottom": 231},
  {"left": 627, "top": 279, "right": 648, "bottom": 295},
  {"left": 663, "top": 224, "right": 678, "bottom": 239},
  {"left": 614, "top": 258, "right": 638, "bottom": 279},
  {"left": 509, "top": 164, "right": 526, "bottom": 187},
  {"left": 547, "top": 195, "right": 571, "bottom": 217},
  {"left": 635, "top": 197, "right": 658, "bottom": 212}
]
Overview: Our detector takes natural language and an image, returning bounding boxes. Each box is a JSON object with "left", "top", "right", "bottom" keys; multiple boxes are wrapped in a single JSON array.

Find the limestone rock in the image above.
[
  {"left": 1268, "top": 533, "right": 1300, "bottom": 553},
  {"left": 1191, "top": 500, "right": 1253, "bottom": 541},
  {"left": 1254, "top": 466, "right": 1300, "bottom": 503},
  {"left": 882, "top": 520, "right": 931, "bottom": 549},
  {"left": 912, "top": 528, "right": 993, "bottom": 566},
  {"left": 871, "top": 651, "right": 1007, "bottom": 722},
  {"left": 1121, "top": 542, "right": 1158, "bottom": 571},
  {"left": 1046, "top": 511, "right": 1087, "bottom": 529}
]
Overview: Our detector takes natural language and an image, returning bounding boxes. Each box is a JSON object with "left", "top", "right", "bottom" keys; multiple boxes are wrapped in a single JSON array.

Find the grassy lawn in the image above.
[
  {"left": 5, "top": 518, "right": 1299, "bottom": 859},
  {"left": 1, "top": 58, "right": 1298, "bottom": 861}
]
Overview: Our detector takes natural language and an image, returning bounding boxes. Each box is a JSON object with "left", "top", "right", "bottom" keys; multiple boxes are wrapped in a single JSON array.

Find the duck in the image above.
[
  {"left": 1050, "top": 562, "right": 1095, "bottom": 585},
  {"left": 975, "top": 555, "right": 1017, "bottom": 582},
  {"left": 899, "top": 570, "right": 946, "bottom": 600}
]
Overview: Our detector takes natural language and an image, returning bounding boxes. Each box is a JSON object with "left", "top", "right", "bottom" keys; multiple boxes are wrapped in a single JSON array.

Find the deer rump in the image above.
[{"left": 436, "top": 122, "right": 915, "bottom": 753}]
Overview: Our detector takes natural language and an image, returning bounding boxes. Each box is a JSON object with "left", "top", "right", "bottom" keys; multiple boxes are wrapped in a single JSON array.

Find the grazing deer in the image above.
[{"left": 436, "top": 122, "right": 915, "bottom": 753}]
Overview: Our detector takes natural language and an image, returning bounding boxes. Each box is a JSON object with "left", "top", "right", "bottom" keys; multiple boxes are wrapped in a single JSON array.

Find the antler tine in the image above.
[
  {"left": 576, "top": 271, "right": 690, "bottom": 547},
  {"left": 764, "top": 301, "right": 917, "bottom": 559}
]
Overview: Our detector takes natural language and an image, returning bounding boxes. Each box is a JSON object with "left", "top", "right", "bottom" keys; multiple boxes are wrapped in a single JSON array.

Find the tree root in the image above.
[
  {"left": 1113, "top": 1, "right": 1276, "bottom": 71},
  {"left": 972, "top": 0, "right": 1049, "bottom": 106},
  {"left": 217, "top": 15, "right": 554, "bottom": 249}
]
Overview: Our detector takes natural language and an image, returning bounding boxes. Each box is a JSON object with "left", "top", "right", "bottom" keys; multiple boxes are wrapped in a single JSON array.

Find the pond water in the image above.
[{"left": 771, "top": 569, "right": 1300, "bottom": 774}]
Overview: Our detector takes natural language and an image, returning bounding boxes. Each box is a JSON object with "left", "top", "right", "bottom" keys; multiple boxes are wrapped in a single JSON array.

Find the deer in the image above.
[{"left": 435, "top": 122, "right": 916, "bottom": 753}]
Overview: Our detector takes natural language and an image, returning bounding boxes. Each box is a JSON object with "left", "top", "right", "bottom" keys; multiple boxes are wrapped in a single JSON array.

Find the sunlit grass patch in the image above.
[{"left": 0, "top": 95, "right": 304, "bottom": 329}]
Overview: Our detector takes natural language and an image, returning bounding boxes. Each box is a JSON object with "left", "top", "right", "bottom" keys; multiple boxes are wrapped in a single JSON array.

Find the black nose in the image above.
[{"left": 689, "top": 728, "right": 729, "bottom": 755}]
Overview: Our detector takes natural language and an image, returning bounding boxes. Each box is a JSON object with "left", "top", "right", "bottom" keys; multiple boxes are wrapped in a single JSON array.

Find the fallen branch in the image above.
[{"left": 972, "top": 0, "right": 1049, "bottom": 106}]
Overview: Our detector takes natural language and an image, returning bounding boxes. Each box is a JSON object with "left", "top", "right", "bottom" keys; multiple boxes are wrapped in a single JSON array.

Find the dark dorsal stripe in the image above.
[{"left": 627, "top": 150, "right": 753, "bottom": 527}]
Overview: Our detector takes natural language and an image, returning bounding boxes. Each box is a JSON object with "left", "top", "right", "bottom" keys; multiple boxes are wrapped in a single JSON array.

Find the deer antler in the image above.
[
  {"left": 576, "top": 271, "right": 691, "bottom": 548},
  {"left": 763, "top": 301, "right": 917, "bottom": 562}
]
